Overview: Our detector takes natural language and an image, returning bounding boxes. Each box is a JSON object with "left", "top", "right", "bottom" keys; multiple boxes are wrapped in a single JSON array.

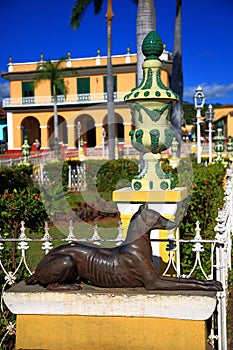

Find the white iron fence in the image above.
[
  {"left": 32, "top": 163, "right": 87, "bottom": 191},
  {"left": 0, "top": 141, "right": 225, "bottom": 169},
  {"left": 0, "top": 168, "right": 233, "bottom": 349}
]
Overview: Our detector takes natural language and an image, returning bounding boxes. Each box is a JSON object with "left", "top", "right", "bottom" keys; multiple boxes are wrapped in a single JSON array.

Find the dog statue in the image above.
[{"left": 26, "top": 203, "right": 222, "bottom": 291}]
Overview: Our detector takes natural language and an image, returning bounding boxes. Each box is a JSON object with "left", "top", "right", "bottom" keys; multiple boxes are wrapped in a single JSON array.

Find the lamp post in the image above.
[
  {"left": 77, "top": 121, "right": 81, "bottom": 150},
  {"left": 194, "top": 86, "right": 206, "bottom": 164},
  {"left": 102, "top": 127, "right": 106, "bottom": 157},
  {"left": 205, "top": 104, "right": 214, "bottom": 163}
]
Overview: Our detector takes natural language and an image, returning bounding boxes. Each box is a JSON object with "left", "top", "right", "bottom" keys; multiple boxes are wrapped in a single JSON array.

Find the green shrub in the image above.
[
  {"left": 43, "top": 160, "right": 68, "bottom": 190},
  {"left": 0, "top": 164, "right": 33, "bottom": 194},
  {"left": 85, "top": 159, "right": 105, "bottom": 190},
  {"left": 0, "top": 187, "right": 49, "bottom": 346},
  {"left": 0, "top": 187, "right": 49, "bottom": 269},
  {"left": 179, "top": 161, "right": 225, "bottom": 277},
  {"left": 180, "top": 161, "right": 225, "bottom": 237},
  {"left": 96, "top": 158, "right": 138, "bottom": 192}
]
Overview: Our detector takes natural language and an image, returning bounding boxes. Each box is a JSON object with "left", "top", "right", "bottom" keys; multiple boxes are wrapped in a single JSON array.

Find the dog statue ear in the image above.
[
  {"left": 139, "top": 203, "right": 148, "bottom": 211},
  {"left": 140, "top": 203, "right": 148, "bottom": 221}
]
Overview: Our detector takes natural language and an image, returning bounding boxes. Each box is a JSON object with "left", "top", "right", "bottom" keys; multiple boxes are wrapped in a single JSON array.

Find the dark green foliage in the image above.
[
  {"left": 180, "top": 161, "right": 225, "bottom": 237},
  {"left": 0, "top": 164, "right": 33, "bottom": 194},
  {"left": 96, "top": 158, "right": 139, "bottom": 192},
  {"left": 69, "top": 158, "right": 139, "bottom": 192},
  {"left": 83, "top": 159, "right": 102, "bottom": 190},
  {"left": 0, "top": 188, "right": 48, "bottom": 236},
  {"left": 179, "top": 161, "right": 225, "bottom": 277},
  {"left": 39, "top": 161, "right": 71, "bottom": 219},
  {"left": 161, "top": 159, "right": 225, "bottom": 278},
  {"left": 0, "top": 186, "right": 49, "bottom": 346},
  {"left": 43, "top": 160, "right": 68, "bottom": 189},
  {"left": 182, "top": 101, "right": 223, "bottom": 125},
  {"left": 0, "top": 183, "right": 48, "bottom": 290}
]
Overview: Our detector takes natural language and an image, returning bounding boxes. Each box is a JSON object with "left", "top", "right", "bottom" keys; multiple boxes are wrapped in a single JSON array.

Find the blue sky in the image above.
[{"left": 0, "top": 0, "right": 233, "bottom": 105}]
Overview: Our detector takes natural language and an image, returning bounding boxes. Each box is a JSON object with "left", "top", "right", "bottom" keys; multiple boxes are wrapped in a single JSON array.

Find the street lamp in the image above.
[
  {"left": 194, "top": 86, "right": 206, "bottom": 164},
  {"left": 205, "top": 104, "right": 215, "bottom": 163},
  {"left": 102, "top": 127, "right": 106, "bottom": 157},
  {"left": 77, "top": 121, "right": 81, "bottom": 150}
]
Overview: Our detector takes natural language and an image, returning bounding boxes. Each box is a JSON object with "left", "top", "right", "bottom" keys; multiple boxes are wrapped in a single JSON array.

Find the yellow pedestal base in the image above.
[
  {"left": 16, "top": 314, "right": 208, "bottom": 350},
  {"left": 112, "top": 187, "right": 187, "bottom": 203},
  {"left": 4, "top": 282, "right": 217, "bottom": 350}
]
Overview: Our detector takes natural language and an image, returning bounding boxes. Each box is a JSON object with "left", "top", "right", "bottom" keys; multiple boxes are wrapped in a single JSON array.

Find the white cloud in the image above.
[
  {"left": 184, "top": 82, "right": 233, "bottom": 102},
  {"left": 0, "top": 81, "right": 10, "bottom": 103}
]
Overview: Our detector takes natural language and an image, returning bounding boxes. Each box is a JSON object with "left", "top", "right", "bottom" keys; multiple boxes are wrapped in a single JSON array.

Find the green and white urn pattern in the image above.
[{"left": 124, "top": 31, "right": 179, "bottom": 191}]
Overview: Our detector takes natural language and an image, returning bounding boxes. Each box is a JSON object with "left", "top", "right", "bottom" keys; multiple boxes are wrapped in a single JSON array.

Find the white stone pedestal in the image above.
[{"left": 3, "top": 282, "right": 217, "bottom": 350}]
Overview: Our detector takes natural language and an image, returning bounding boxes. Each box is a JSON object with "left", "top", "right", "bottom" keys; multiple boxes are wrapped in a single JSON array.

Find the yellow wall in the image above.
[
  {"left": 161, "top": 70, "right": 169, "bottom": 86},
  {"left": 16, "top": 314, "right": 208, "bottom": 350},
  {"left": 214, "top": 107, "right": 233, "bottom": 137},
  {"left": 5, "top": 53, "right": 171, "bottom": 152},
  {"left": 10, "top": 81, "right": 21, "bottom": 99},
  {"left": 214, "top": 107, "right": 233, "bottom": 122},
  {"left": 11, "top": 105, "right": 133, "bottom": 149},
  {"left": 118, "top": 72, "right": 136, "bottom": 92},
  {"left": 35, "top": 80, "right": 50, "bottom": 97}
]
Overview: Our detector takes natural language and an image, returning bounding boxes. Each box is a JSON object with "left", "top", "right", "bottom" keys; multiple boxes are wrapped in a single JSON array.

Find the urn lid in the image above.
[{"left": 124, "top": 31, "right": 179, "bottom": 103}]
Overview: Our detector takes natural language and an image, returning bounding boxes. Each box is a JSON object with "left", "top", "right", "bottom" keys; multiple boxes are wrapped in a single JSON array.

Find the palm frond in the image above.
[
  {"left": 34, "top": 56, "right": 78, "bottom": 97},
  {"left": 93, "top": 0, "right": 103, "bottom": 14},
  {"left": 70, "top": 0, "right": 93, "bottom": 29}
]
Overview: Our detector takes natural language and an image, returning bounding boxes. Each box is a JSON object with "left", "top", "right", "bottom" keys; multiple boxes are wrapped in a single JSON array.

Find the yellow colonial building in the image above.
[
  {"left": 213, "top": 106, "right": 233, "bottom": 138},
  {"left": 1, "top": 48, "right": 173, "bottom": 156}
]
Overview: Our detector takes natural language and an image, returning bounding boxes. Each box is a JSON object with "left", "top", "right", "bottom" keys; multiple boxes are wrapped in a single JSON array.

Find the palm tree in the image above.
[
  {"left": 35, "top": 57, "right": 69, "bottom": 158},
  {"left": 70, "top": 0, "right": 156, "bottom": 160},
  {"left": 70, "top": 0, "right": 115, "bottom": 159},
  {"left": 131, "top": 0, "right": 156, "bottom": 169},
  {"left": 171, "top": 0, "right": 183, "bottom": 153},
  {"left": 133, "top": 0, "right": 156, "bottom": 85}
]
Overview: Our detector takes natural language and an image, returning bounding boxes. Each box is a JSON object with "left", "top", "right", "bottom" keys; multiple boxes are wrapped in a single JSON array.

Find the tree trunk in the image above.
[
  {"left": 136, "top": 0, "right": 156, "bottom": 85},
  {"left": 53, "top": 89, "right": 60, "bottom": 158},
  {"left": 53, "top": 94, "right": 58, "bottom": 141},
  {"left": 106, "top": 0, "right": 115, "bottom": 160},
  {"left": 171, "top": 0, "right": 183, "bottom": 154}
]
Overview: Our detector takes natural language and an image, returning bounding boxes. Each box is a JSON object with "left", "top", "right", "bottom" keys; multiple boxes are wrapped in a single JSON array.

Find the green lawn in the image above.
[
  {"left": 67, "top": 190, "right": 113, "bottom": 207},
  {"left": 26, "top": 216, "right": 120, "bottom": 271}
]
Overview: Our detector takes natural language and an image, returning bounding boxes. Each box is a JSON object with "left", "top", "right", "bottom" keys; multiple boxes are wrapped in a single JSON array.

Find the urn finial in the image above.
[{"left": 125, "top": 31, "right": 178, "bottom": 191}]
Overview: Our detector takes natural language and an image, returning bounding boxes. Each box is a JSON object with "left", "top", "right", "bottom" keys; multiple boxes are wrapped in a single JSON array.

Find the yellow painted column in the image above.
[
  {"left": 67, "top": 124, "right": 76, "bottom": 148},
  {"left": 40, "top": 125, "right": 49, "bottom": 149},
  {"left": 96, "top": 124, "right": 104, "bottom": 147}
]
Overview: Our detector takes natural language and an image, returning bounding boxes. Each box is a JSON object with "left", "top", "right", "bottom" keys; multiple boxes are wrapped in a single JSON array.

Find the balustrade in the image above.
[{"left": 2, "top": 91, "right": 127, "bottom": 108}]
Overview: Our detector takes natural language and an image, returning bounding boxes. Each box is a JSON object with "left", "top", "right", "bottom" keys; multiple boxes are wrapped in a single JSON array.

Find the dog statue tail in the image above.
[{"left": 25, "top": 273, "right": 38, "bottom": 285}]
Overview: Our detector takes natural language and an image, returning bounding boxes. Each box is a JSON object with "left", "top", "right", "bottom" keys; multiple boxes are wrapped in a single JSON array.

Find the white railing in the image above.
[
  {"left": 68, "top": 164, "right": 86, "bottom": 191},
  {"left": 2, "top": 91, "right": 128, "bottom": 108},
  {"left": 0, "top": 143, "right": 220, "bottom": 168},
  {"left": 0, "top": 167, "right": 233, "bottom": 349},
  {"left": 32, "top": 163, "right": 86, "bottom": 190}
]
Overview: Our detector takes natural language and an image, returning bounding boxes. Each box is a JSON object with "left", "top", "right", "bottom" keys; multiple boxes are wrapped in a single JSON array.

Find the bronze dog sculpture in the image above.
[{"left": 26, "top": 204, "right": 222, "bottom": 291}]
